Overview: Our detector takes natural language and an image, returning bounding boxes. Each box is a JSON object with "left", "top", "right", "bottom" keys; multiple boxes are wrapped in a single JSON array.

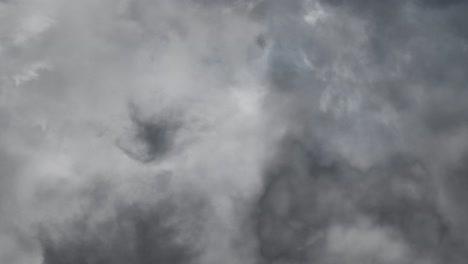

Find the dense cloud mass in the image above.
[{"left": 1, "top": 0, "right": 468, "bottom": 263}]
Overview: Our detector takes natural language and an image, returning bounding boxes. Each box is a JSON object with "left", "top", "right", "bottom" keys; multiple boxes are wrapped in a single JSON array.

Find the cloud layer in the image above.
[{"left": 1, "top": 0, "right": 468, "bottom": 264}]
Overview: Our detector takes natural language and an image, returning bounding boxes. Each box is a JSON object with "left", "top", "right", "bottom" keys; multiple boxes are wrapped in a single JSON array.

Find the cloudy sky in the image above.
[{"left": 1, "top": 0, "right": 468, "bottom": 263}]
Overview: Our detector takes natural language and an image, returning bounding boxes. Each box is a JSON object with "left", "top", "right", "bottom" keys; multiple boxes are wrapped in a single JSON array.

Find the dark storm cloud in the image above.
[
  {"left": 40, "top": 195, "right": 206, "bottom": 264},
  {"left": 117, "top": 102, "right": 180, "bottom": 163},
  {"left": 253, "top": 0, "right": 468, "bottom": 263},
  {"left": 2, "top": 0, "right": 468, "bottom": 264}
]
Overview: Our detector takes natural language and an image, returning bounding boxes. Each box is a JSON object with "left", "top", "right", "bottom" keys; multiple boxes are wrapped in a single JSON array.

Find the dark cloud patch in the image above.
[
  {"left": 39, "top": 197, "right": 205, "bottom": 264},
  {"left": 254, "top": 135, "right": 468, "bottom": 263},
  {"left": 117, "top": 103, "right": 180, "bottom": 163},
  {"left": 255, "top": 137, "right": 361, "bottom": 263},
  {"left": 132, "top": 119, "right": 177, "bottom": 161},
  {"left": 358, "top": 156, "right": 451, "bottom": 254}
]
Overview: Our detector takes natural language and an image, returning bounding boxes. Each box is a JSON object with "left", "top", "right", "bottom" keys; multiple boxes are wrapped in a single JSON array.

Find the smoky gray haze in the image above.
[{"left": 1, "top": 0, "right": 468, "bottom": 263}]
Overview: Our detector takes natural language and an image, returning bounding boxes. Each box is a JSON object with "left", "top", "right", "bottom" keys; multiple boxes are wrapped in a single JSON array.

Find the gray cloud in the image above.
[
  {"left": 1, "top": 0, "right": 468, "bottom": 264},
  {"left": 253, "top": 0, "right": 468, "bottom": 263}
]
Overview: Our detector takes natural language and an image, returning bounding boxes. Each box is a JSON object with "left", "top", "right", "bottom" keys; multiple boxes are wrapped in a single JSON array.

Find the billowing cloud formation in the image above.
[{"left": 1, "top": 0, "right": 468, "bottom": 264}]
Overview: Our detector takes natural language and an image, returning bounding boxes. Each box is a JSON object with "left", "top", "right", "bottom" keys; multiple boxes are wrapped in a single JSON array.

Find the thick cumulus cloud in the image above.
[
  {"left": 0, "top": 1, "right": 267, "bottom": 263},
  {"left": 255, "top": 0, "right": 468, "bottom": 263},
  {"left": 1, "top": 0, "right": 468, "bottom": 264}
]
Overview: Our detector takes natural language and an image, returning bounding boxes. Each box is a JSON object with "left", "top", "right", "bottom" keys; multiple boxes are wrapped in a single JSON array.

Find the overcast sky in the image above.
[{"left": 1, "top": 0, "right": 468, "bottom": 264}]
